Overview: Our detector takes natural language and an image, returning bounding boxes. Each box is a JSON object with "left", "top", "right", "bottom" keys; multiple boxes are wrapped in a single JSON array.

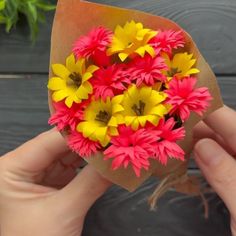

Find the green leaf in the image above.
[
  {"left": 26, "top": 2, "right": 37, "bottom": 22},
  {"left": 25, "top": 13, "right": 38, "bottom": 42},
  {"left": 1, "top": 0, "right": 56, "bottom": 41},
  {"left": 5, "top": 0, "right": 18, "bottom": 15},
  {"left": 37, "top": 11, "right": 46, "bottom": 23},
  {"left": 0, "top": 14, "right": 6, "bottom": 23},
  {"left": 4, "top": 0, "right": 18, "bottom": 31},
  {"left": 5, "top": 18, "right": 15, "bottom": 32},
  {"left": 36, "top": 2, "right": 56, "bottom": 11},
  {"left": 0, "top": 0, "right": 5, "bottom": 11}
]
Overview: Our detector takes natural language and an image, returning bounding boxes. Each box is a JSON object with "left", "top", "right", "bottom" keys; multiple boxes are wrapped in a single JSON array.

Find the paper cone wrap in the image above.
[{"left": 48, "top": 0, "right": 223, "bottom": 192}]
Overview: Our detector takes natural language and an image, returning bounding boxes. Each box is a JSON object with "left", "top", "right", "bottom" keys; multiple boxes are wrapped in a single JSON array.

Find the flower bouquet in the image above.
[{"left": 47, "top": 0, "right": 223, "bottom": 195}]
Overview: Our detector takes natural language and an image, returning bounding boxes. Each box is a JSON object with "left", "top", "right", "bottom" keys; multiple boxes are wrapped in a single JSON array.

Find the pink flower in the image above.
[
  {"left": 91, "top": 64, "right": 130, "bottom": 100},
  {"left": 128, "top": 54, "right": 167, "bottom": 86},
  {"left": 149, "top": 30, "right": 185, "bottom": 55},
  {"left": 73, "top": 27, "right": 113, "bottom": 66},
  {"left": 48, "top": 100, "right": 86, "bottom": 131},
  {"left": 150, "top": 118, "right": 185, "bottom": 165},
  {"left": 165, "top": 77, "right": 212, "bottom": 121},
  {"left": 104, "top": 125, "right": 156, "bottom": 177},
  {"left": 68, "top": 131, "right": 101, "bottom": 157}
]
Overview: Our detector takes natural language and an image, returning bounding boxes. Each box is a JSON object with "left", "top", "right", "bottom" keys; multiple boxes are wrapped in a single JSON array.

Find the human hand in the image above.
[
  {"left": 0, "top": 129, "right": 111, "bottom": 236},
  {"left": 193, "top": 106, "right": 236, "bottom": 235}
]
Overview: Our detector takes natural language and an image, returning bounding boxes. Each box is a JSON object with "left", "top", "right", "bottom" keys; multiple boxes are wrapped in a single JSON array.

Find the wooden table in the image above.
[{"left": 0, "top": 1, "right": 235, "bottom": 235}]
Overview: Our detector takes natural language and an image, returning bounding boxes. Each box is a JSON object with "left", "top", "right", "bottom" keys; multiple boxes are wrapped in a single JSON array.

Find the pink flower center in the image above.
[{"left": 132, "top": 100, "right": 146, "bottom": 116}]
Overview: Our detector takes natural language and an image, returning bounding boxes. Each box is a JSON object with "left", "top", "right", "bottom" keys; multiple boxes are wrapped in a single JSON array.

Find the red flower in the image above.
[
  {"left": 48, "top": 100, "right": 86, "bottom": 131},
  {"left": 91, "top": 64, "right": 130, "bottom": 100},
  {"left": 73, "top": 27, "right": 112, "bottom": 66},
  {"left": 68, "top": 131, "right": 101, "bottom": 157},
  {"left": 128, "top": 54, "right": 167, "bottom": 86},
  {"left": 150, "top": 118, "right": 185, "bottom": 165},
  {"left": 149, "top": 30, "right": 185, "bottom": 55},
  {"left": 104, "top": 125, "right": 156, "bottom": 177},
  {"left": 165, "top": 77, "right": 212, "bottom": 121}
]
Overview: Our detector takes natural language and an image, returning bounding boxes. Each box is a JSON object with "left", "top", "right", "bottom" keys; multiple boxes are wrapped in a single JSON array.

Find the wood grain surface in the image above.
[
  {"left": 83, "top": 177, "right": 231, "bottom": 236},
  {"left": 0, "top": 0, "right": 235, "bottom": 235},
  {"left": 0, "top": 0, "right": 236, "bottom": 74},
  {"left": 0, "top": 74, "right": 234, "bottom": 157}
]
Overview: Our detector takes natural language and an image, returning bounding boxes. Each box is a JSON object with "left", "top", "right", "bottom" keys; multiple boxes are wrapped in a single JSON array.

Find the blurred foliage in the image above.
[{"left": 0, "top": 0, "right": 56, "bottom": 41}]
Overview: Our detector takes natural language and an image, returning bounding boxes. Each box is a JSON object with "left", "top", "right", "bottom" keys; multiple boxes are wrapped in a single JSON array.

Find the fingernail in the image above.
[{"left": 194, "top": 139, "right": 223, "bottom": 166}]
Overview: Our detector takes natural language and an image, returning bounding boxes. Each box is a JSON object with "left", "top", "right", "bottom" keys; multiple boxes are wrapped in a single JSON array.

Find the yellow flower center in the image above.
[
  {"left": 132, "top": 100, "right": 145, "bottom": 116},
  {"left": 77, "top": 96, "right": 124, "bottom": 146},
  {"left": 95, "top": 110, "right": 111, "bottom": 124},
  {"left": 107, "top": 21, "right": 157, "bottom": 61},
  {"left": 68, "top": 72, "right": 82, "bottom": 87},
  {"left": 119, "top": 85, "right": 170, "bottom": 130},
  {"left": 167, "top": 67, "right": 181, "bottom": 77}
]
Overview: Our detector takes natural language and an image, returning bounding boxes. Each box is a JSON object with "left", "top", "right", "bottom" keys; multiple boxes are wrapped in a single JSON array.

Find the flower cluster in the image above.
[{"left": 48, "top": 21, "right": 212, "bottom": 177}]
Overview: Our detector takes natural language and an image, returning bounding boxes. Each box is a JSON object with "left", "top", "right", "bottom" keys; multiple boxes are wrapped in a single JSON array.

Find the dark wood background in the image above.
[{"left": 0, "top": 0, "right": 235, "bottom": 235}]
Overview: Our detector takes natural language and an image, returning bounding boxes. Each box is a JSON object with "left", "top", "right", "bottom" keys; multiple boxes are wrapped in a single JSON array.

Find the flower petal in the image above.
[
  {"left": 109, "top": 127, "right": 119, "bottom": 136},
  {"left": 66, "top": 54, "right": 76, "bottom": 72},
  {"left": 87, "top": 65, "right": 99, "bottom": 73},
  {"left": 82, "top": 72, "right": 93, "bottom": 82},
  {"left": 83, "top": 81, "right": 93, "bottom": 93},
  {"left": 52, "top": 90, "right": 68, "bottom": 102},
  {"left": 65, "top": 96, "right": 74, "bottom": 108},
  {"left": 76, "top": 85, "right": 89, "bottom": 99},
  {"left": 119, "top": 52, "right": 129, "bottom": 61},
  {"left": 52, "top": 64, "right": 70, "bottom": 79},
  {"left": 48, "top": 77, "right": 66, "bottom": 90}
]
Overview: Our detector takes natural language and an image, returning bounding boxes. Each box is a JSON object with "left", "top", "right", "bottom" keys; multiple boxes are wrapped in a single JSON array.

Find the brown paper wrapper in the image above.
[{"left": 48, "top": 0, "right": 223, "bottom": 192}]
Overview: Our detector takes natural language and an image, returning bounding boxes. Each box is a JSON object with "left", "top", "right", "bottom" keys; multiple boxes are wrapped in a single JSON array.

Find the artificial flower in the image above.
[
  {"left": 73, "top": 26, "right": 112, "bottom": 66},
  {"left": 150, "top": 118, "right": 185, "bottom": 165},
  {"left": 48, "top": 19, "right": 213, "bottom": 177},
  {"left": 77, "top": 96, "right": 124, "bottom": 146},
  {"left": 128, "top": 54, "right": 167, "bottom": 86},
  {"left": 104, "top": 125, "right": 156, "bottom": 177},
  {"left": 165, "top": 77, "right": 212, "bottom": 121},
  {"left": 68, "top": 131, "right": 101, "bottom": 157},
  {"left": 120, "top": 84, "right": 170, "bottom": 130},
  {"left": 49, "top": 100, "right": 87, "bottom": 131},
  {"left": 91, "top": 64, "right": 131, "bottom": 100},
  {"left": 149, "top": 30, "right": 185, "bottom": 55},
  {"left": 163, "top": 52, "right": 200, "bottom": 78},
  {"left": 107, "top": 20, "right": 157, "bottom": 61},
  {"left": 48, "top": 54, "right": 98, "bottom": 107}
]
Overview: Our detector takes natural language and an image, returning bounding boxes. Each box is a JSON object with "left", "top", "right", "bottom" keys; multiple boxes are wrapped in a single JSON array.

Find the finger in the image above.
[
  {"left": 42, "top": 152, "right": 82, "bottom": 188},
  {"left": 193, "top": 121, "right": 217, "bottom": 141},
  {"left": 8, "top": 129, "right": 70, "bottom": 172},
  {"left": 204, "top": 105, "right": 236, "bottom": 153},
  {"left": 56, "top": 165, "right": 111, "bottom": 216},
  {"left": 194, "top": 138, "right": 236, "bottom": 218},
  {"left": 193, "top": 121, "right": 235, "bottom": 155}
]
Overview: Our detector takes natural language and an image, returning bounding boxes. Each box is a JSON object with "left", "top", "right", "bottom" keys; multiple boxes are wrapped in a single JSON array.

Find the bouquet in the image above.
[{"left": 47, "top": 0, "right": 223, "bottom": 194}]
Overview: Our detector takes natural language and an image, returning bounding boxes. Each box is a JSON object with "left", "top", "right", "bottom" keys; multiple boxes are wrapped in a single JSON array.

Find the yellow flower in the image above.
[
  {"left": 107, "top": 20, "right": 157, "bottom": 62},
  {"left": 48, "top": 54, "right": 98, "bottom": 108},
  {"left": 120, "top": 85, "right": 170, "bottom": 130},
  {"left": 163, "top": 52, "right": 200, "bottom": 79},
  {"left": 77, "top": 96, "right": 124, "bottom": 146}
]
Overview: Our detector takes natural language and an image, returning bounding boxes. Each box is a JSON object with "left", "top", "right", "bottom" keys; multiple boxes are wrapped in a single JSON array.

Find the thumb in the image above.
[
  {"left": 194, "top": 138, "right": 236, "bottom": 218},
  {"left": 56, "top": 164, "right": 111, "bottom": 216}
]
